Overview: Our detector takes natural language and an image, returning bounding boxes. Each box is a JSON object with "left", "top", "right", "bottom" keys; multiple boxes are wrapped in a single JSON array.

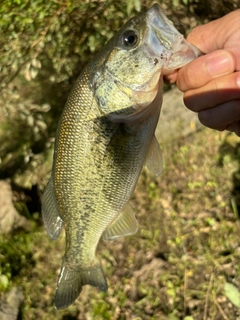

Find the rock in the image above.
[
  {"left": 156, "top": 87, "right": 203, "bottom": 143},
  {"left": 0, "top": 180, "right": 27, "bottom": 234},
  {"left": 0, "top": 287, "right": 23, "bottom": 320}
]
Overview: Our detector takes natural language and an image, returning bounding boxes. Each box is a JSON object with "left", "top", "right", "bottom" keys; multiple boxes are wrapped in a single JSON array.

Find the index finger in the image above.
[{"left": 186, "top": 10, "right": 240, "bottom": 56}]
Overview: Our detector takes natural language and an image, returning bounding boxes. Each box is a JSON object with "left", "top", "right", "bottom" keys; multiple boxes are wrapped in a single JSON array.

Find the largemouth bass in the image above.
[{"left": 42, "top": 3, "right": 200, "bottom": 309}]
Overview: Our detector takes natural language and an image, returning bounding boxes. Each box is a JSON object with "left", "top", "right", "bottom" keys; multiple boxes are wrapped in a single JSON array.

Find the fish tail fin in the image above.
[{"left": 54, "top": 257, "right": 108, "bottom": 309}]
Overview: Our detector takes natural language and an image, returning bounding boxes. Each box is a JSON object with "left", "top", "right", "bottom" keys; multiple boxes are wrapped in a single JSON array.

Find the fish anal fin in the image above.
[
  {"left": 145, "top": 135, "right": 163, "bottom": 177},
  {"left": 102, "top": 204, "right": 138, "bottom": 241},
  {"left": 42, "top": 176, "right": 63, "bottom": 240},
  {"left": 54, "top": 257, "right": 108, "bottom": 309}
]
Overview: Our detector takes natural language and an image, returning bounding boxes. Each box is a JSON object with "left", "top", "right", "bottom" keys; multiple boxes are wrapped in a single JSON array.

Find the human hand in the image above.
[{"left": 166, "top": 10, "right": 240, "bottom": 136}]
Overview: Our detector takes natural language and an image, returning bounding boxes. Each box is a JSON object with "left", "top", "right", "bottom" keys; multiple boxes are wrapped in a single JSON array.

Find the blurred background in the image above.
[{"left": 0, "top": 0, "right": 240, "bottom": 319}]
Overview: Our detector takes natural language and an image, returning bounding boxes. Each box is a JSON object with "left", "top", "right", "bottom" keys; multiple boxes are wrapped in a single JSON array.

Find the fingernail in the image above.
[
  {"left": 206, "top": 51, "right": 233, "bottom": 76},
  {"left": 237, "top": 76, "right": 240, "bottom": 88}
]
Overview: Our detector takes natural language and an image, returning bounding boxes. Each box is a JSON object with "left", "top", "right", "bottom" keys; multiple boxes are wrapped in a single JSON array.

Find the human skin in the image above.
[{"left": 166, "top": 10, "right": 240, "bottom": 136}]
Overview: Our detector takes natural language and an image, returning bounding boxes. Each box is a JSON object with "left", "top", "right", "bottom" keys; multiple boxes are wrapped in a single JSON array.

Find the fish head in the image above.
[{"left": 94, "top": 3, "right": 201, "bottom": 121}]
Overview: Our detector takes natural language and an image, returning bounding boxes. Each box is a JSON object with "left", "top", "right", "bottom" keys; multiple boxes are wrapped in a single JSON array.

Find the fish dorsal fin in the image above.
[
  {"left": 42, "top": 176, "right": 63, "bottom": 240},
  {"left": 102, "top": 204, "right": 138, "bottom": 241},
  {"left": 145, "top": 135, "right": 163, "bottom": 177}
]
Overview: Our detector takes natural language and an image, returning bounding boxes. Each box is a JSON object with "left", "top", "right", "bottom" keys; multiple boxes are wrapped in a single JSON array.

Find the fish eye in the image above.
[{"left": 122, "top": 29, "right": 139, "bottom": 48}]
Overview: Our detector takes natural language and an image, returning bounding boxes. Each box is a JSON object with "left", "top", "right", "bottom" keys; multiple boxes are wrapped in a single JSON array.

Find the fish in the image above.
[{"left": 42, "top": 3, "right": 201, "bottom": 310}]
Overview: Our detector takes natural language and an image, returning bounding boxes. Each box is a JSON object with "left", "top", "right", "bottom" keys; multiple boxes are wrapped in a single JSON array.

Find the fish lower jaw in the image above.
[{"left": 163, "top": 41, "right": 202, "bottom": 74}]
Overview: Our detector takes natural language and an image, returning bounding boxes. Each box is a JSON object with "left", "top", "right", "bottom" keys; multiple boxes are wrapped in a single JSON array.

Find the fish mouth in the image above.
[
  {"left": 163, "top": 41, "right": 202, "bottom": 74},
  {"left": 145, "top": 3, "right": 202, "bottom": 73}
]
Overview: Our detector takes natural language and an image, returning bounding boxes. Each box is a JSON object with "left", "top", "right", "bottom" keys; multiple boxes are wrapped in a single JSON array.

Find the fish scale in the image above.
[{"left": 42, "top": 3, "right": 201, "bottom": 309}]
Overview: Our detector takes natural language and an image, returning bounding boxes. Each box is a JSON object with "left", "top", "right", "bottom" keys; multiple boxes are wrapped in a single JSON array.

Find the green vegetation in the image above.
[
  {"left": 0, "top": 0, "right": 240, "bottom": 319},
  {"left": 0, "top": 0, "right": 238, "bottom": 186}
]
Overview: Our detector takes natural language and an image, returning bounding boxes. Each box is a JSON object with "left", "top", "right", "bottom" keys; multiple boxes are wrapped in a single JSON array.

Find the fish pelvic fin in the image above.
[
  {"left": 145, "top": 135, "right": 163, "bottom": 177},
  {"left": 41, "top": 176, "right": 63, "bottom": 240},
  {"left": 54, "top": 257, "right": 108, "bottom": 309}
]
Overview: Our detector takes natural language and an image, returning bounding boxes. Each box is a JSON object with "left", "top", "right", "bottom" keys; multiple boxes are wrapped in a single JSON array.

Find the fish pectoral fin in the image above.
[
  {"left": 54, "top": 257, "right": 108, "bottom": 310},
  {"left": 102, "top": 204, "right": 138, "bottom": 241},
  {"left": 41, "top": 176, "right": 63, "bottom": 240},
  {"left": 145, "top": 135, "right": 163, "bottom": 177}
]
